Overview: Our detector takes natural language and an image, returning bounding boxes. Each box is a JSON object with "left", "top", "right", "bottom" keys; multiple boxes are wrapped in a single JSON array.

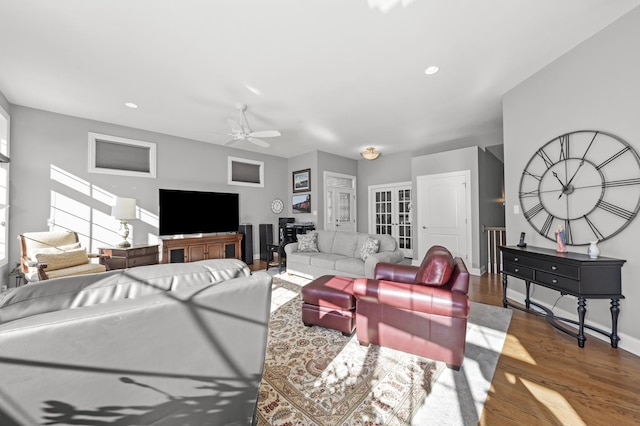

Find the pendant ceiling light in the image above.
[{"left": 361, "top": 147, "right": 380, "bottom": 160}]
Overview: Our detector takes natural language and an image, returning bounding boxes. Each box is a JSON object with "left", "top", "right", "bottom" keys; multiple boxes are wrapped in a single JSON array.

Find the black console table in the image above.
[{"left": 499, "top": 245, "right": 625, "bottom": 348}]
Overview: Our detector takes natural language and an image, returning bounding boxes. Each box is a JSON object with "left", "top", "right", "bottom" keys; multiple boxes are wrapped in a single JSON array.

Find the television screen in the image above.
[{"left": 159, "top": 189, "right": 239, "bottom": 236}]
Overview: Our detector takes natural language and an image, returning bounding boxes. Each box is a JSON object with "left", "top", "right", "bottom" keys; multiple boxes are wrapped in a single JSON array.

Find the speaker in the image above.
[
  {"left": 238, "top": 224, "right": 253, "bottom": 264},
  {"left": 259, "top": 224, "right": 274, "bottom": 261}
]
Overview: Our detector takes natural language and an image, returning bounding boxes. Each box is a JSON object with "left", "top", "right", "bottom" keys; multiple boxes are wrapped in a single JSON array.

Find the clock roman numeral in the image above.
[
  {"left": 583, "top": 215, "right": 604, "bottom": 241},
  {"left": 596, "top": 146, "right": 631, "bottom": 170},
  {"left": 602, "top": 178, "right": 640, "bottom": 188},
  {"left": 564, "top": 219, "right": 573, "bottom": 245},
  {"left": 596, "top": 199, "right": 635, "bottom": 221},
  {"left": 559, "top": 134, "right": 569, "bottom": 161},
  {"left": 519, "top": 189, "right": 540, "bottom": 198},
  {"left": 580, "top": 131, "right": 598, "bottom": 161},
  {"left": 523, "top": 170, "right": 542, "bottom": 181},
  {"left": 541, "top": 214, "right": 555, "bottom": 236},
  {"left": 524, "top": 203, "right": 544, "bottom": 220},
  {"left": 536, "top": 147, "right": 554, "bottom": 168}
]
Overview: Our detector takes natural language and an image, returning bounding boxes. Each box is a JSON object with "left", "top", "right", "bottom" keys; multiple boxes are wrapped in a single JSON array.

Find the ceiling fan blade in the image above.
[
  {"left": 251, "top": 130, "right": 281, "bottom": 138},
  {"left": 227, "top": 119, "right": 243, "bottom": 133},
  {"left": 248, "top": 137, "right": 270, "bottom": 148},
  {"left": 224, "top": 138, "right": 237, "bottom": 146}
]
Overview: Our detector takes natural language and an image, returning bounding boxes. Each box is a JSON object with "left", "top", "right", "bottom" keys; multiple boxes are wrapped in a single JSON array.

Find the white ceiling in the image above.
[{"left": 1, "top": 0, "right": 638, "bottom": 160}]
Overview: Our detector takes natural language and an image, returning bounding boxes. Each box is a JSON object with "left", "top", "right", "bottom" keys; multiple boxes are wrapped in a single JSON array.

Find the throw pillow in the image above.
[
  {"left": 361, "top": 237, "right": 380, "bottom": 261},
  {"left": 35, "top": 248, "right": 89, "bottom": 271},
  {"left": 297, "top": 233, "right": 319, "bottom": 253}
]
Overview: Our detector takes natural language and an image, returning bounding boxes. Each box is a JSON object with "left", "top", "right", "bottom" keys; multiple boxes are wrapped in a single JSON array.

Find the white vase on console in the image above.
[{"left": 588, "top": 241, "right": 600, "bottom": 258}]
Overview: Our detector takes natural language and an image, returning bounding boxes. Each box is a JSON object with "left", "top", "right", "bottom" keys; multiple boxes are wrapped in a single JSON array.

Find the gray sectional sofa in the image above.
[
  {"left": 0, "top": 258, "right": 272, "bottom": 426},
  {"left": 285, "top": 229, "right": 404, "bottom": 279}
]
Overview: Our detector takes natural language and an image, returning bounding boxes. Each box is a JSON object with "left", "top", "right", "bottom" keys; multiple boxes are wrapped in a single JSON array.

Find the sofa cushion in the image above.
[
  {"left": 360, "top": 237, "right": 380, "bottom": 261},
  {"left": 44, "top": 262, "right": 107, "bottom": 280},
  {"left": 35, "top": 248, "right": 89, "bottom": 271},
  {"left": 334, "top": 257, "right": 365, "bottom": 276},
  {"left": 315, "top": 231, "right": 336, "bottom": 253},
  {"left": 28, "top": 242, "right": 81, "bottom": 259},
  {"left": 415, "top": 246, "right": 455, "bottom": 287},
  {"left": 310, "top": 253, "right": 344, "bottom": 270},
  {"left": 332, "top": 231, "right": 357, "bottom": 257},
  {"left": 287, "top": 251, "right": 317, "bottom": 265},
  {"left": 297, "top": 233, "right": 319, "bottom": 252}
]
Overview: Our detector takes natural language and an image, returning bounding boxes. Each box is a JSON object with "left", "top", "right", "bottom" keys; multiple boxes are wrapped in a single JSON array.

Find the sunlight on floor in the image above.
[
  {"left": 269, "top": 272, "right": 309, "bottom": 313},
  {"left": 502, "top": 333, "right": 537, "bottom": 365},
  {"left": 520, "top": 378, "right": 586, "bottom": 425}
]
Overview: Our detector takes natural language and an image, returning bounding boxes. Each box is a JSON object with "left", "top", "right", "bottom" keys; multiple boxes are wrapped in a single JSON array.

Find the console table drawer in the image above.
[
  {"left": 128, "top": 246, "right": 159, "bottom": 257},
  {"left": 128, "top": 253, "right": 159, "bottom": 267},
  {"left": 534, "top": 259, "right": 579, "bottom": 279},
  {"left": 536, "top": 270, "right": 579, "bottom": 293},
  {"left": 503, "top": 262, "right": 534, "bottom": 280},
  {"left": 503, "top": 252, "right": 578, "bottom": 278}
]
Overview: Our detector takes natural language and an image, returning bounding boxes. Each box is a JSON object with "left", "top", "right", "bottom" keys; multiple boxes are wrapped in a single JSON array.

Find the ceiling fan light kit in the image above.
[{"left": 361, "top": 147, "right": 381, "bottom": 160}]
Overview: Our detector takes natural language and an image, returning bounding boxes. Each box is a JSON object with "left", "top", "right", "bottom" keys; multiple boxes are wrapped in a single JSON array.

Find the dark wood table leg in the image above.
[
  {"left": 525, "top": 281, "right": 531, "bottom": 309},
  {"left": 502, "top": 273, "right": 508, "bottom": 308},
  {"left": 577, "top": 297, "right": 587, "bottom": 348},
  {"left": 610, "top": 298, "right": 621, "bottom": 348}
]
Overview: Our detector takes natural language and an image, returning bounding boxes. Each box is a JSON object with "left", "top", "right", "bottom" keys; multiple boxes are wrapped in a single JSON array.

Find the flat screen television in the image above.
[{"left": 159, "top": 189, "right": 239, "bottom": 236}]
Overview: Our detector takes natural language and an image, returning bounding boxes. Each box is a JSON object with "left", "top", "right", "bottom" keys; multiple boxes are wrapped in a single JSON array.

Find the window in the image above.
[
  {"left": 0, "top": 105, "right": 9, "bottom": 266},
  {"left": 228, "top": 156, "right": 264, "bottom": 187},
  {"left": 88, "top": 132, "right": 156, "bottom": 178}
]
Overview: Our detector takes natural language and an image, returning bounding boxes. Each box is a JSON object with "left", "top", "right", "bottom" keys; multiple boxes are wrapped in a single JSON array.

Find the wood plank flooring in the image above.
[{"left": 250, "top": 262, "right": 640, "bottom": 425}]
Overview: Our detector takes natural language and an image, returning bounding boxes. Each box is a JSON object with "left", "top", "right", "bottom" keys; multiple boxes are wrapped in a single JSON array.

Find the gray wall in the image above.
[
  {"left": 503, "top": 7, "right": 640, "bottom": 353},
  {"left": 356, "top": 151, "right": 413, "bottom": 233},
  {"left": 478, "top": 149, "right": 506, "bottom": 268},
  {"left": 8, "top": 106, "right": 289, "bottom": 279},
  {"left": 411, "top": 146, "right": 481, "bottom": 270},
  {"left": 287, "top": 151, "right": 318, "bottom": 226},
  {"left": 0, "top": 90, "right": 10, "bottom": 288},
  {"left": 0, "top": 91, "right": 9, "bottom": 113}
]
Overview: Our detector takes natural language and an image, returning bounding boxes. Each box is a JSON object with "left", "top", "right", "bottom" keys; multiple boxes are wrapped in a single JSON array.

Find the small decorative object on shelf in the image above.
[
  {"left": 556, "top": 225, "right": 567, "bottom": 253},
  {"left": 588, "top": 240, "right": 600, "bottom": 258}
]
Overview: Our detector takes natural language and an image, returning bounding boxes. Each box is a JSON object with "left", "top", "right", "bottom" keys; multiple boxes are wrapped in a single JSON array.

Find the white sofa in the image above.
[
  {"left": 285, "top": 230, "right": 404, "bottom": 279},
  {"left": 0, "top": 258, "right": 272, "bottom": 426}
]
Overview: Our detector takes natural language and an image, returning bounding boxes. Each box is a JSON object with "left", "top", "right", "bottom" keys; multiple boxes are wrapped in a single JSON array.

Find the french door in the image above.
[{"left": 369, "top": 182, "right": 412, "bottom": 258}]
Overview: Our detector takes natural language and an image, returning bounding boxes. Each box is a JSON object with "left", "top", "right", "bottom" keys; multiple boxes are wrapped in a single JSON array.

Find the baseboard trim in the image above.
[{"left": 506, "top": 288, "right": 640, "bottom": 357}]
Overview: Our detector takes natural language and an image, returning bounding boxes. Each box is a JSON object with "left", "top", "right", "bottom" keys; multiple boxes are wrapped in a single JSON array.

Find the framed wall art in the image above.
[
  {"left": 292, "top": 193, "right": 311, "bottom": 214},
  {"left": 292, "top": 168, "right": 311, "bottom": 193}
]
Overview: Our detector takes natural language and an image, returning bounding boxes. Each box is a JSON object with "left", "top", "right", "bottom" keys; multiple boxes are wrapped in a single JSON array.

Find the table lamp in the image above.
[{"left": 112, "top": 197, "right": 136, "bottom": 248}]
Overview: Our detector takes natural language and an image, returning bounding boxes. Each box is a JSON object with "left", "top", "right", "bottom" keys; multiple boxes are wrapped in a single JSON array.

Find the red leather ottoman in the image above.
[{"left": 301, "top": 275, "right": 356, "bottom": 336}]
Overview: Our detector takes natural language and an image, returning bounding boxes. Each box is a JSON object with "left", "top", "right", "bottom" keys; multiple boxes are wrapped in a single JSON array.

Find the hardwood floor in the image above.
[
  {"left": 250, "top": 261, "right": 640, "bottom": 425},
  {"left": 469, "top": 273, "right": 640, "bottom": 425}
]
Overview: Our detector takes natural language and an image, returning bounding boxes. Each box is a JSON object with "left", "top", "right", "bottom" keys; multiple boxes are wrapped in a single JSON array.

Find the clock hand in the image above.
[
  {"left": 566, "top": 159, "right": 585, "bottom": 187},
  {"left": 552, "top": 171, "right": 565, "bottom": 187}
]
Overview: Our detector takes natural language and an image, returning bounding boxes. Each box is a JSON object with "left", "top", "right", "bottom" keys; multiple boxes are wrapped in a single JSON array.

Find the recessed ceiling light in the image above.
[
  {"left": 124, "top": 102, "right": 138, "bottom": 109},
  {"left": 424, "top": 66, "right": 440, "bottom": 75}
]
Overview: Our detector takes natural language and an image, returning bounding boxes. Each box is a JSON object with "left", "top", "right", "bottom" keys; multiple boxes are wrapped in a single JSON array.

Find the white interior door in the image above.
[
  {"left": 416, "top": 171, "right": 471, "bottom": 262},
  {"left": 369, "top": 183, "right": 412, "bottom": 258},
  {"left": 325, "top": 172, "right": 357, "bottom": 232}
]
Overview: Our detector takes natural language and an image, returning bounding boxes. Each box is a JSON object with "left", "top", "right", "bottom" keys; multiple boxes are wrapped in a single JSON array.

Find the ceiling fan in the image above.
[{"left": 215, "top": 104, "right": 281, "bottom": 148}]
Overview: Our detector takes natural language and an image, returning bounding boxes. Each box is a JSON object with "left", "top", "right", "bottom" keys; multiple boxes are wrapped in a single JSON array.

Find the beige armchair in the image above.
[{"left": 19, "top": 231, "right": 109, "bottom": 282}]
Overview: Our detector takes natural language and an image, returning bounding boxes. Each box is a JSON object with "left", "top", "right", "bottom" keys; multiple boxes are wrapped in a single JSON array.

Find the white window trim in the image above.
[
  {"left": 228, "top": 156, "right": 264, "bottom": 187},
  {"left": 88, "top": 132, "right": 157, "bottom": 178}
]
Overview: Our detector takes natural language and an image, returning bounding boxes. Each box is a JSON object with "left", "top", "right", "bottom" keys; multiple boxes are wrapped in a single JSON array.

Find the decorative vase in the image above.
[{"left": 588, "top": 241, "right": 600, "bottom": 258}]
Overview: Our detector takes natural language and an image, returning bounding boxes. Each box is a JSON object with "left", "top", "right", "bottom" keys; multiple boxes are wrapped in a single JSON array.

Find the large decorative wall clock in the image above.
[{"left": 519, "top": 130, "right": 640, "bottom": 245}]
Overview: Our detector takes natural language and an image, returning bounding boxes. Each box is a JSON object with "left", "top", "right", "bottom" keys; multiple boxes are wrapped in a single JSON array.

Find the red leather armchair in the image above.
[{"left": 353, "top": 245, "right": 470, "bottom": 369}]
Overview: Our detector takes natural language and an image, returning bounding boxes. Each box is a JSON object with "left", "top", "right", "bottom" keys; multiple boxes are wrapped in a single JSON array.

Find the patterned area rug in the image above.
[{"left": 256, "top": 277, "right": 446, "bottom": 425}]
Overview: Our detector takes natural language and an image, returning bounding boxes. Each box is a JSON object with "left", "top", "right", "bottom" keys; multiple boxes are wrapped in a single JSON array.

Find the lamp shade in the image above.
[
  {"left": 361, "top": 147, "right": 380, "bottom": 160},
  {"left": 111, "top": 197, "right": 137, "bottom": 220}
]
